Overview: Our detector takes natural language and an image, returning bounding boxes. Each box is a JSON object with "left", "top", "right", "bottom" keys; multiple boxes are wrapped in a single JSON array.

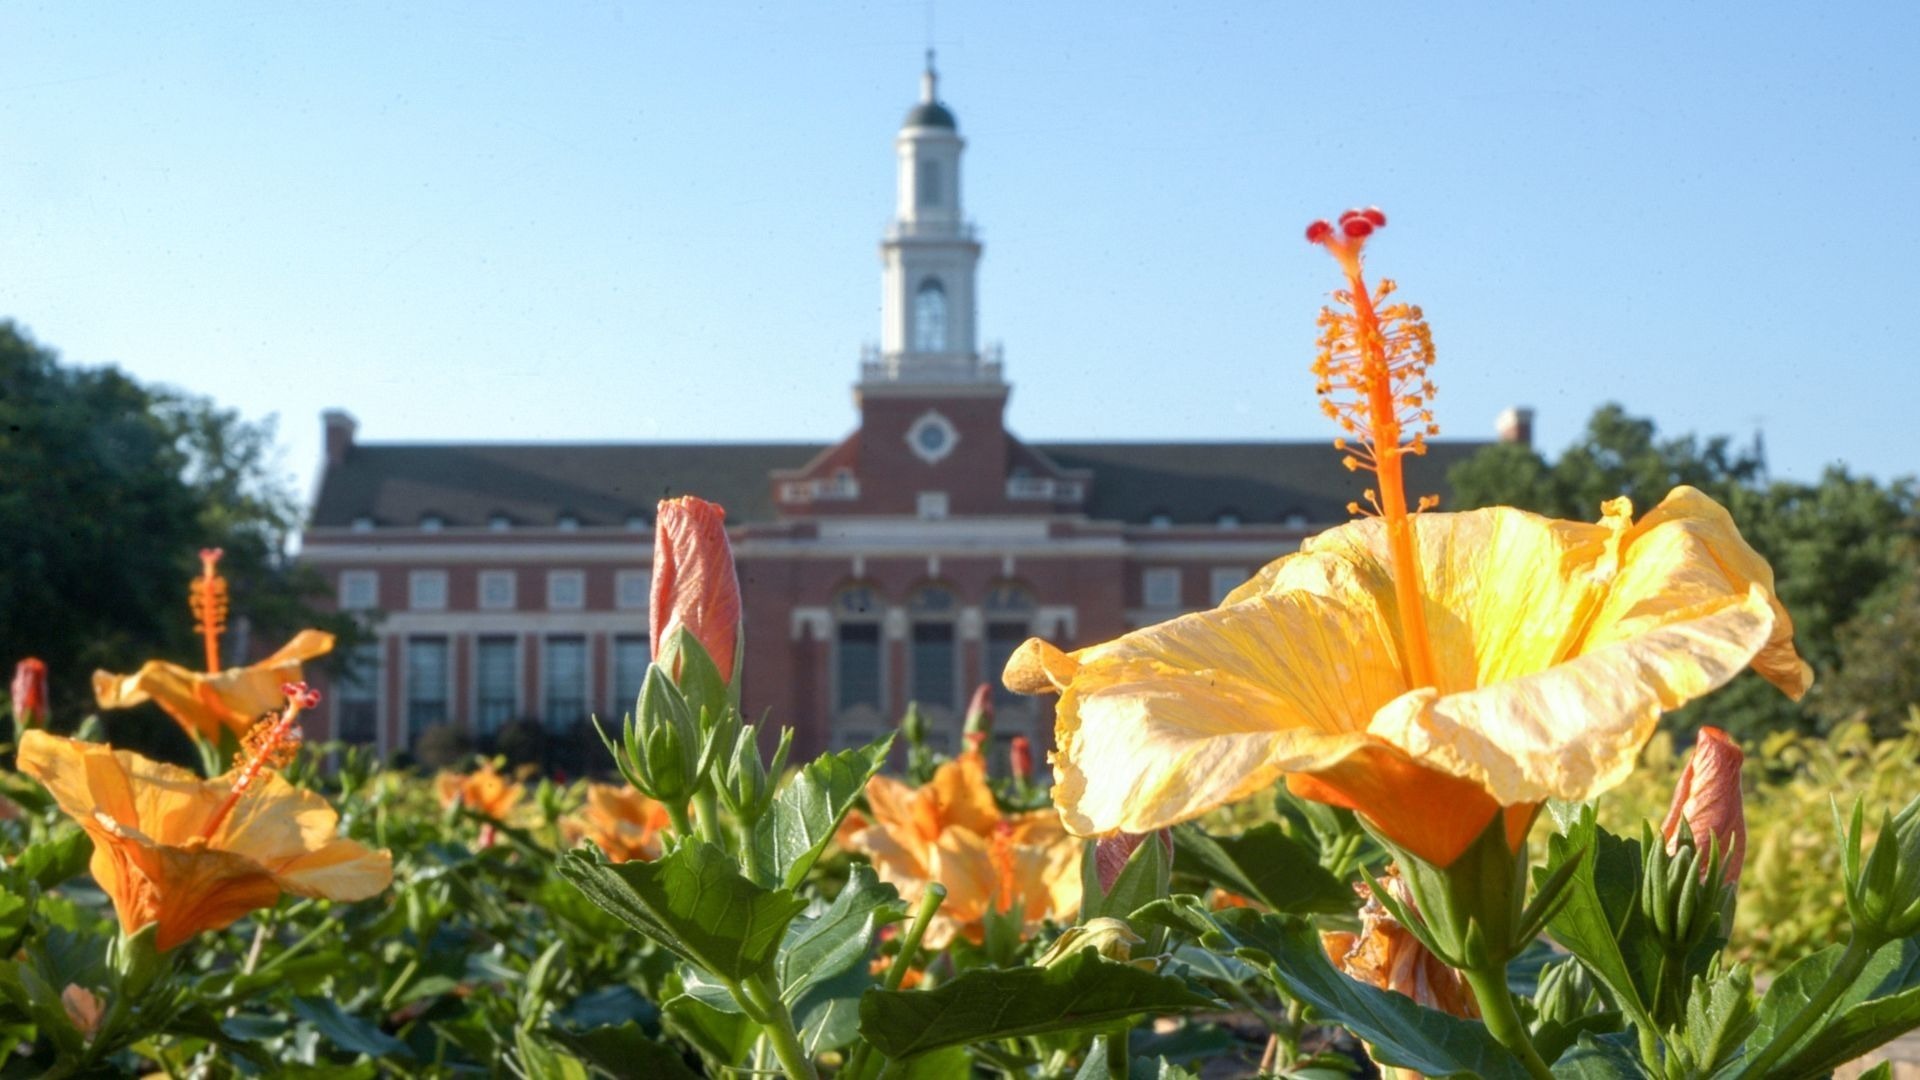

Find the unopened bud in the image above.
[
  {"left": 652, "top": 496, "right": 743, "bottom": 688},
  {"left": 718, "top": 725, "right": 791, "bottom": 826},
  {"left": 11, "top": 658, "right": 48, "bottom": 730},
  {"left": 1010, "top": 735, "right": 1033, "bottom": 782},
  {"left": 611, "top": 665, "right": 702, "bottom": 806},
  {"left": 962, "top": 683, "right": 994, "bottom": 740},
  {"left": 1843, "top": 794, "right": 1920, "bottom": 943},
  {"left": 61, "top": 985, "right": 104, "bottom": 1041},
  {"left": 900, "top": 702, "right": 929, "bottom": 746},
  {"left": 1662, "top": 726, "right": 1746, "bottom": 884}
]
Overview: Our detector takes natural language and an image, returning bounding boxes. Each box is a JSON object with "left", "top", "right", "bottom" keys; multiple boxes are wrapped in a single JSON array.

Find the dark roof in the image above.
[
  {"left": 307, "top": 438, "right": 1495, "bottom": 530},
  {"left": 1034, "top": 440, "right": 1491, "bottom": 526},
  {"left": 309, "top": 443, "right": 823, "bottom": 528},
  {"left": 902, "top": 101, "right": 957, "bottom": 130}
]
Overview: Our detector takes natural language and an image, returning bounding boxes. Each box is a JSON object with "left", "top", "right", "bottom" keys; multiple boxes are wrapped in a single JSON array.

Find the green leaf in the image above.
[
  {"left": 549, "top": 1021, "right": 701, "bottom": 1080},
  {"left": 754, "top": 734, "right": 894, "bottom": 890},
  {"left": 1173, "top": 823, "right": 1353, "bottom": 915},
  {"left": 557, "top": 842, "right": 807, "bottom": 982},
  {"left": 515, "top": 1028, "right": 591, "bottom": 1080},
  {"left": 1726, "top": 937, "right": 1920, "bottom": 1079},
  {"left": 795, "top": 968, "right": 870, "bottom": 1054},
  {"left": 12, "top": 828, "right": 92, "bottom": 891},
  {"left": 1540, "top": 805, "right": 1659, "bottom": 1025},
  {"left": 1083, "top": 832, "right": 1171, "bottom": 923},
  {"left": 1550, "top": 1033, "right": 1652, "bottom": 1077},
  {"left": 1210, "top": 907, "right": 1532, "bottom": 1080},
  {"left": 856, "top": 948, "right": 1215, "bottom": 1058},
  {"left": 1668, "top": 967, "right": 1753, "bottom": 1077},
  {"left": 778, "top": 864, "right": 899, "bottom": 1002},
  {"left": 662, "top": 993, "right": 756, "bottom": 1069},
  {"left": 290, "top": 996, "right": 411, "bottom": 1060}
]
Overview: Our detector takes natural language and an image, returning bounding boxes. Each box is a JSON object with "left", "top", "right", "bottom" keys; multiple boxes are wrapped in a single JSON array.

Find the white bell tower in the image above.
[{"left": 864, "top": 51, "right": 999, "bottom": 389}]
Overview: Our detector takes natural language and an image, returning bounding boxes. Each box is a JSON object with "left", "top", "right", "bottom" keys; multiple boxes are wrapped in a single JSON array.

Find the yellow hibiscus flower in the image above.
[
  {"left": 1006, "top": 209, "right": 1810, "bottom": 869},
  {"left": 845, "top": 753, "right": 1080, "bottom": 947},
  {"left": 564, "top": 782, "right": 675, "bottom": 863},
  {"left": 16, "top": 719, "right": 391, "bottom": 952},
  {"left": 93, "top": 629, "right": 335, "bottom": 744}
]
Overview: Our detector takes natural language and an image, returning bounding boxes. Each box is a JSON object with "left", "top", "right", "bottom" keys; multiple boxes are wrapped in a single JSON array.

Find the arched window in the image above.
[
  {"left": 983, "top": 583, "right": 1036, "bottom": 709},
  {"left": 908, "top": 584, "right": 959, "bottom": 725},
  {"left": 913, "top": 279, "right": 949, "bottom": 353},
  {"left": 833, "top": 584, "right": 885, "bottom": 718}
]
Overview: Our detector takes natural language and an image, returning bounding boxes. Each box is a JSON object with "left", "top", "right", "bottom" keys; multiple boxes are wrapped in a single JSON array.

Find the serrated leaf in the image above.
[
  {"left": 754, "top": 734, "right": 894, "bottom": 890},
  {"left": 778, "top": 864, "right": 898, "bottom": 1003},
  {"left": 857, "top": 948, "right": 1215, "bottom": 1058},
  {"left": 1723, "top": 937, "right": 1920, "bottom": 1079},
  {"left": 1540, "top": 805, "right": 1659, "bottom": 1025},
  {"left": 1173, "top": 823, "right": 1353, "bottom": 915},
  {"left": 662, "top": 993, "right": 756, "bottom": 1068},
  {"left": 795, "top": 967, "right": 870, "bottom": 1054},
  {"left": 1211, "top": 907, "right": 1531, "bottom": 1080},
  {"left": 557, "top": 842, "right": 806, "bottom": 982},
  {"left": 1551, "top": 1032, "right": 1652, "bottom": 1077}
]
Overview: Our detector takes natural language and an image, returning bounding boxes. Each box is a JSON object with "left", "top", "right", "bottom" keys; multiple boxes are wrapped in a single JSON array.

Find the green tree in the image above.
[
  {"left": 0, "top": 320, "right": 363, "bottom": 760},
  {"left": 1449, "top": 403, "right": 1918, "bottom": 740}
]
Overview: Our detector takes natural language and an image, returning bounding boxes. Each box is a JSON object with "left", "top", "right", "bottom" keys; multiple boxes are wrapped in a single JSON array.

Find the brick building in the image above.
[{"left": 299, "top": 59, "right": 1514, "bottom": 764}]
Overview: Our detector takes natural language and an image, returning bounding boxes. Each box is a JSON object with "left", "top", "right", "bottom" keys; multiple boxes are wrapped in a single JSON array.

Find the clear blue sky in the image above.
[{"left": 5, "top": 3, "right": 1916, "bottom": 502}]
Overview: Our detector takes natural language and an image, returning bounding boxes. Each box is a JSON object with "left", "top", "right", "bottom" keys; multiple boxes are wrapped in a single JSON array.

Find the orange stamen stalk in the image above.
[
  {"left": 189, "top": 547, "right": 229, "bottom": 674},
  {"left": 198, "top": 681, "right": 315, "bottom": 842},
  {"left": 989, "top": 819, "right": 1018, "bottom": 914},
  {"left": 1307, "top": 208, "right": 1442, "bottom": 688}
]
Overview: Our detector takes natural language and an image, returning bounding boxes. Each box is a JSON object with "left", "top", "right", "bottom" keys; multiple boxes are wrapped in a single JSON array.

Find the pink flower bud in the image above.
[
  {"left": 1010, "top": 735, "right": 1033, "bottom": 782},
  {"left": 962, "top": 682, "right": 994, "bottom": 738},
  {"left": 1662, "top": 726, "right": 1746, "bottom": 883},
  {"left": 1093, "top": 829, "right": 1173, "bottom": 894},
  {"left": 11, "top": 658, "right": 47, "bottom": 730},
  {"left": 651, "top": 496, "right": 742, "bottom": 684}
]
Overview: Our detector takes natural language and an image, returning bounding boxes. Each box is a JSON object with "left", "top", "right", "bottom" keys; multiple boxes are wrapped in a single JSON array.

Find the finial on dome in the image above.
[{"left": 922, "top": 48, "right": 938, "bottom": 104}]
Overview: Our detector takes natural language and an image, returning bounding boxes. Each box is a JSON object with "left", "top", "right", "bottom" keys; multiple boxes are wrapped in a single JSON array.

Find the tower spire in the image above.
[{"left": 922, "top": 48, "right": 938, "bottom": 104}]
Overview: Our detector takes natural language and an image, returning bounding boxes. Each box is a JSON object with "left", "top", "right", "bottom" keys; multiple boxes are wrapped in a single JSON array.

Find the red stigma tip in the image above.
[
  {"left": 199, "top": 547, "right": 224, "bottom": 564},
  {"left": 1361, "top": 207, "right": 1386, "bottom": 227},
  {"left": 1342, "top": 217, "right": 1375, "bottom": 238},
  {"left": 1305, "top": 219, "right": 1334, "bottom": 243},
  {"left": 1338, "top": 209, "right": 1361, "bottom": 223},
  {"left": 282, "top": 681, "right": 321, "bottom": 709}
]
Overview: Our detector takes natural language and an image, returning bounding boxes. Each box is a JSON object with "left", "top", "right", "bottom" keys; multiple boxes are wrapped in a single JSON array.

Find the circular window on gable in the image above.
[{"left": 905, "top": 410, "right": 959, "bottom": 465}]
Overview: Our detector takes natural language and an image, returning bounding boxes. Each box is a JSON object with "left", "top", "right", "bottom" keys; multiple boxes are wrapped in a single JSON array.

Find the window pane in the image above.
[
  {"left": 405, "top": 638, "right": 448, "bottom": 743},
  {"left": 911, "top": 622, "right": 956, "bottom": 711},
  {"left": 836, "top": 623, "right": 881, "bottom": 712},
  {"left": 476, "top": 637, "right": 518, "bottom": 735},
  {"left": 613, "top": 635, "right": 649, "bottom": 717},
  {"left": 544, "top": 636, "right": 588, "bottom": 728}
]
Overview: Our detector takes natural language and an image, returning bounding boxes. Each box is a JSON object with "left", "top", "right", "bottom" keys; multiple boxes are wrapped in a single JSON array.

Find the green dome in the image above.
[{"left": 902, "top": 101, "right": 957, "bottom": 130}]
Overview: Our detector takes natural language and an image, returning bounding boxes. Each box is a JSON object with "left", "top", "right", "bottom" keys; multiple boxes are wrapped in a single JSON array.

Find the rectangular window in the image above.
[
  {"left": 548, "top": 570, "right": 586, "bottom": 611},
  {"left": 1142, "top": 568, "right": 1182, "bottom": 609},
  {"left": 335, "top": 641, "right": 381, "bottom": 744},
  {"left": 910, "top": 622, "right": 957, "bottom": 712},
  {"left": 612, "top": 635, "right": 650, "bottom": 717},
  {"left": 917, "top": 159, "right": 942, "bottom": 207},
  {"left": 835, "top": 623, "right": 882, "bottom": 713},
  {"left": 479, "top": 570, "right": 516, "bottom": 611},
  {"left": 475, "top": 636, "right": 519, "bottom": 735},
  {"left": 405, "top": 637, "right": 449, "bottom": 743},
  {"left": 409, "top": 570, "right": 448, "bottom": 611},
  {"left": 616, "top": 570, "right": 651, "bottom": 611},
  {"left": 916, "top": 491, "right": 949, "bottom": 520},
  {"left": 338, "top": 570, "right": 378, "bottom": 611},
  {"left": 1209, "top": 567, "right": 1250, "bottom": 606},
  {"left": 986, "top": 621, "right": 1028, "bottom": 707},
  {"left": 543, "top": 635, "right": 588, "bottom": 729}
]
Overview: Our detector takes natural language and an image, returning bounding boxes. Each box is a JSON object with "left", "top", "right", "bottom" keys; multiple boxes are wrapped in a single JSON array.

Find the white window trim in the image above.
[
  {"left": 547, "top": 569, "right": 587, "bottom": 611},
  {"left": 408, "top": 570, "right": 448, "bottom": 612},
  {"left": 478, "top": 569, "right": 517, "bottom": 611},
  {"left": 1142, "top": 567, "right": 1182, "bottom": 609},
  {"left": 615, "top": 569, "right": 652, "bottom": 611},
  {"left": 338, "top": 570, "right": 378, "bottom": 611}
]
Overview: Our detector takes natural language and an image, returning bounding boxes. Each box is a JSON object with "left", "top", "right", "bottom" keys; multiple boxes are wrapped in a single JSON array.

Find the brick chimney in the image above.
[
  {"left": 323, "top": 409, "right": 358, "bottom": 466},
  {"left": 1496, "top": 406, "right": 1535, "bottom": 447}
]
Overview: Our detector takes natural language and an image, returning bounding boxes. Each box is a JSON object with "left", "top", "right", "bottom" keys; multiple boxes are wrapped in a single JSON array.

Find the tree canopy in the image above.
[
  {"left": 0, "top": 320, "right": 361, "bottom": 759},
  {"left": 1448, "top": 403, "right": 1920, "bottom": 740}
]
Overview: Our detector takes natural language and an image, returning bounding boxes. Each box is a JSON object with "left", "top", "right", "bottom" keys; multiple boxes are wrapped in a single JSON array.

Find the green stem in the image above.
[
  {"left": 739, "top": 973, "right": 817, "bottom": 1080},
  {"left": 691, "top": 787, "right": 726, "bottom": 848},
  {"left": 663, "top": 799, "right": 694, "bottom": 840},
  {"left": 1464, "top": 965, "right": 1554, "bottom": 1080},
  {"left": 1732, "top": 931, "right": 1878, "bottom": 1079},
  {"left": 844, "top": 885, "right": 948, "bottom": 1080}
]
